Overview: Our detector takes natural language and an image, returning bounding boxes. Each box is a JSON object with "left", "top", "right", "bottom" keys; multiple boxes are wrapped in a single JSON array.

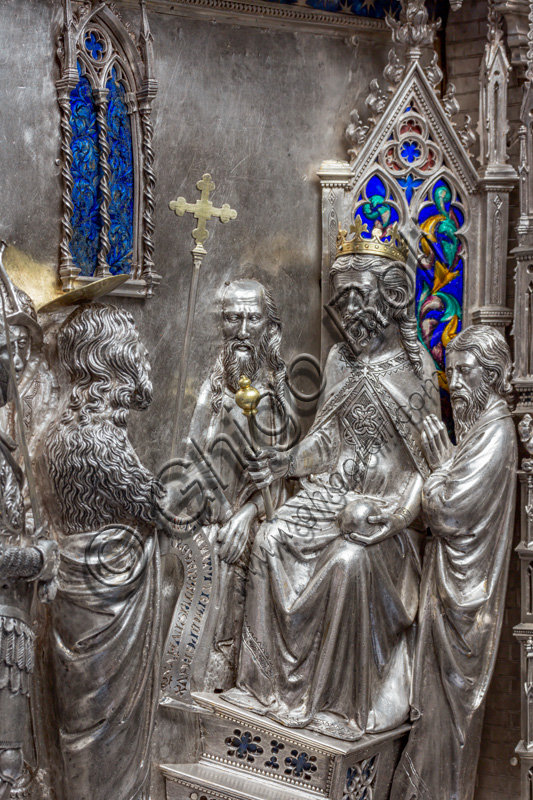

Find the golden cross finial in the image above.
[
  {"left": 168, "top": 172, "right": 238, "bottom": 456},
  {"left": 169, "top": 173, "right": 237, "bottom": 251}
]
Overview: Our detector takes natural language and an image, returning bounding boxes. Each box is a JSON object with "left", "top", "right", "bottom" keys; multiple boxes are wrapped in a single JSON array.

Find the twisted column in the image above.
[
  {"left": 56, "top": 79, "right": 79, "bottom": 290},
  {"left": 140, "top": 102, "right": 156, "bottom": 297},
  {"left": 94, "top": 87, "right": 111, "bottom": 278}
]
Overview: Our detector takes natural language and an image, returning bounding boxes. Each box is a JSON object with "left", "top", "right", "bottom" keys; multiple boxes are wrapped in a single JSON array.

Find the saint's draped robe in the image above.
[
  {"left": 223, "top": 341, "right": 440, "bottom": 740},
  {"left": 186, "top": 370, "right": 294, "bottom": 691},
  {"left": 47, "top": 417, "right": 163, "bottom": 800},
  {"left": 51, "top": 525, "right": 160, "bottom": 800},
  {"left": 391, "top": 397, "right": 517, "bottom": 800}
]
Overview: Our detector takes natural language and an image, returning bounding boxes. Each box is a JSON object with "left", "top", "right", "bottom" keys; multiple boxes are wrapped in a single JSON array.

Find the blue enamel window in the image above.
[{"left": 69, "top": 62, "right": 133, "bottom": 276}]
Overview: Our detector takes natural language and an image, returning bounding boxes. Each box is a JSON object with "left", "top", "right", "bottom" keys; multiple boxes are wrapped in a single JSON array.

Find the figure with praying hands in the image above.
[{"left": 391, "top": 324, "right": 517, "bottom": 800}]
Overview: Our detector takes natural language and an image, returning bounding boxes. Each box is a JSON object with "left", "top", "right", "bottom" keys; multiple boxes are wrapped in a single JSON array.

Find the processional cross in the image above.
[{"left": 169, "top": 173, "right": 237, "bottom": 454}]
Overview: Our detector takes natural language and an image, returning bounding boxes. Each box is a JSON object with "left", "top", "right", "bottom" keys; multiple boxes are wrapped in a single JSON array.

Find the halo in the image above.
[{"left": 39, "top": 274, "right": 130, "bottom": 313}]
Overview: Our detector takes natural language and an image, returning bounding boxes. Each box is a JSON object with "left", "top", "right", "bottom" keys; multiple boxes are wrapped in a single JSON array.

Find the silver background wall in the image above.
[
  {"left": 0, "top": 0, "right": 390, "bottom": 471},
  {"left": 6, "top": 2, "right": 516, "bottom": 798}
]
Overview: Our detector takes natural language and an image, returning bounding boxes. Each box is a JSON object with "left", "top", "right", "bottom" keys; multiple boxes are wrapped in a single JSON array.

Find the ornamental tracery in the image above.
[
  {"left": 57, "top": 0, "right": 160, "bottom": 298},
  {"left": 318, "top": 1, "right": 514, "bottom": 434}
]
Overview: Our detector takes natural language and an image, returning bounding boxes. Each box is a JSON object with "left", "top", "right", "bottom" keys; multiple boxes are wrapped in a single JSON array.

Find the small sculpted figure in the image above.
[
  {"left": 0, "top": 290, "right": 58, "bottom": 798},
  {"left": 179, "top": 279, "right": 294, "bottom": 690},
  {"left": 0, "top": 282, "right": 56, "bottom": 434},
  {"left": 223, "top": 226, "right": 440, "bottom": 740},
  {"left": 391, "top": 325, "right": 517, "bottom": 800},
  {"left": 45, "top": 304, "right": 166, "bottom": 800},
  {"left": 518, "top": 412, "right": 533, "bottom": 459},
  {"left": 0, "top": 282, "right": 58, "bottom": 518}
]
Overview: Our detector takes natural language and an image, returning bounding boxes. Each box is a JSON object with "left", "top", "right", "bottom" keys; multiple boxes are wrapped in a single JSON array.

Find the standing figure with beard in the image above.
[
  {"left": 223, "top": 226, "right": 441, "bottom": 741},
  {"left": 391, "top": 325, "right": 517, "bottom": 800},
  {"left": 45, "top": 304, "right": 166, "bottom": 800},
  {"left": 182, "top": 279, "right": 294, "bottom": 691}
]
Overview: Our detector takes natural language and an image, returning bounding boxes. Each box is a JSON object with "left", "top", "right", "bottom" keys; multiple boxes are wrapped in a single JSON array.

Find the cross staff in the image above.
[{"left": 169, "top": 173, "right": 237, "bottom": 455}]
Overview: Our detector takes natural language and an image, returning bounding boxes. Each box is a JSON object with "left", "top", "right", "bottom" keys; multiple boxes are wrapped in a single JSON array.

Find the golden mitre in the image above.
[{"left": 336, "top": 218, "right": 409, "bottom": 264}]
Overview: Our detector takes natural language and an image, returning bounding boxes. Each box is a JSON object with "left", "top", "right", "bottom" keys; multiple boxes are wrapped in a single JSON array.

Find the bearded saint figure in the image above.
[
  {"left": 391, "top": 325, "right": 517, "bottom": 800},
  {"left": 223, "top": 226, "right": 440, "bottom": 741},
  {"left": 45, "top": 304, "right": 166, "bottom": 800},
  {"left": 178, "top": 279, "right": 295, "bottom": 691}
]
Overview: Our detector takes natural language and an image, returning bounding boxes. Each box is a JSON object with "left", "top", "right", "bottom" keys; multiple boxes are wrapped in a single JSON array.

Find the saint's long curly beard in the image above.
[
  {"left": 451, "top": 382, "right": 490, "bottom": 442},
  {"left": 222, "top": 338, "right": 265, "bottom": 393},
  {"left": 46, "top": 417, "right": 163, "bottom": 533},
  {"left": 131, "top": 364, "right": 153, "bottom": 411}
]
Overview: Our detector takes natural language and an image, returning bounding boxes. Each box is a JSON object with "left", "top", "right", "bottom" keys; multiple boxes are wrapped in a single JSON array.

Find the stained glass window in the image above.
[
  {"left": 58, "top": 5, "right": 158, "bottom": 295},
  {"left": 255, "top": 0, "right": 444, "bottom": 21},
  {"left": 69, "top": 66, "right": 101, "bottom": 277},
  {"left": 354, "top": 174, "right": 400, "bottom": 232},
  {"left": 106, "top": 68, "right": 134, "bottom": 275},
  {"left": 68, "top": 62, "right": 134, "bottom": 277},
  {"left": 352, "top": 83, "right": 467, "bottom": 435},
  {"left": 416, "top": 179, "right": 464, "bottom": 432}
]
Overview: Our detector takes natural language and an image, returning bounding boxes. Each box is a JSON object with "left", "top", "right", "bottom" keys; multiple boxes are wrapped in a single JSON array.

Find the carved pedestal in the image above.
[{"left": 161, "top": 693, "right": 409, "bottom": 800}]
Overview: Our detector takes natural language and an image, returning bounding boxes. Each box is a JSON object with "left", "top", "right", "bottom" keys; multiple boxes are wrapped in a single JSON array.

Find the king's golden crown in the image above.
[{"left": 336, "top": 218, "right": 409, "bottom": 264}]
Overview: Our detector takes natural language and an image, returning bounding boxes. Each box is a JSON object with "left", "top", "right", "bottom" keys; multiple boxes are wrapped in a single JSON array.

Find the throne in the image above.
[{"left": 158, "top": 3, "right": 514, "bottom": 797}]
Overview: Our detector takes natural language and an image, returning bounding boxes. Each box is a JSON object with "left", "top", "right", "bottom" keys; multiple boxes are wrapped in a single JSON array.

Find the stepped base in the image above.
[
  {"left": 162, "top": 762, "right": 314, "bottom": 800},
  {"left": 161, "top": 692, "right": 410, "bottom": 800}
]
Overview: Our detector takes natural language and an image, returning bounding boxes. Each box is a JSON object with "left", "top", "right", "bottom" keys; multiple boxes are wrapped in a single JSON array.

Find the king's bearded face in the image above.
[
  {"left": 332, "top": 269, "right": 391, "bottom": 348},
  {"left": 221, "top": 287, "right": 269, "bottom": 392},
  {"left": 447, "top": 350, "right": 491, "bottom": 441}
]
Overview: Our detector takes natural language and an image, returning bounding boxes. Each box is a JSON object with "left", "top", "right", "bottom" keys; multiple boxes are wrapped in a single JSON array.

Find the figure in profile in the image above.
[
  {"left": 179, "top": 279, "right": 294, "bottom": 690},
  {"left": 223, "top": 224, "right": 440, "bottom": 740},
  {"left": 391, "top": 325, "right": 517, "bottom": 800},
  {"left": 45, "top": 303, "right": 166, "bottom": 800}
]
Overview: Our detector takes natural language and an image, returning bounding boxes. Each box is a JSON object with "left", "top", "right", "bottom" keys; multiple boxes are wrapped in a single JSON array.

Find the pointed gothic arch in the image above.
[
  {"left": 57, "top": 0, "right": 159, "bottom": 298},
  {"left": 319, "top": 6, "right": 514, "bottom": 432}
]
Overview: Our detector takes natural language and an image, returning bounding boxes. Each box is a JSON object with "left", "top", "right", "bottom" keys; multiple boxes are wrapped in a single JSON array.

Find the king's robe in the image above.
[
  {"left": 391, "top": 397, "right": 517, "bottom": 800},
  {"left": 224, "top": 341, "right": 440, "bottom": 740}
]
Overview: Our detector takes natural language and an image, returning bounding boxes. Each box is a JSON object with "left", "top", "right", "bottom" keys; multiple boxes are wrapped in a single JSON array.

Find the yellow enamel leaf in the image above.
[
  {"left": 442, "top": 314, "right": 459, "bottom": 348},
  {"left": 432, "top": 260, "right": 460, "bottom": 294},
  {"left": 437, "top": 369, "right": 449, "bottom": 391}
]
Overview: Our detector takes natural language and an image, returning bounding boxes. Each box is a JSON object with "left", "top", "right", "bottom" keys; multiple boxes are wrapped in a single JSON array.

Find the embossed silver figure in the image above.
[
  {"left": 391, "top": 325, "right": 517, "bottom": 800},
  {"left": 0, "top": 281, "right": 58, "bottom": 799},
  {"left": 223, "top": 225, "right": 440, "bottom": 741},
  {"left": 45, "top": 304, "right": 166, "bottom": 800},
  {"left": 179, "top": 279, "right": 294, "bottom": 691},
  {"left": 0, "top": 280, "right": 58, "bottom": 519}
]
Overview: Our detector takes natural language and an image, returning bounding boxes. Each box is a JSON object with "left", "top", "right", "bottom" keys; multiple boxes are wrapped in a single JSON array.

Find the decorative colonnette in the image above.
[
  {"left": 57, "top": 0, "right": 160, "bottom": 298},
  {"left": 512, "top": 3, "right": 533, "bottom": 796}
]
